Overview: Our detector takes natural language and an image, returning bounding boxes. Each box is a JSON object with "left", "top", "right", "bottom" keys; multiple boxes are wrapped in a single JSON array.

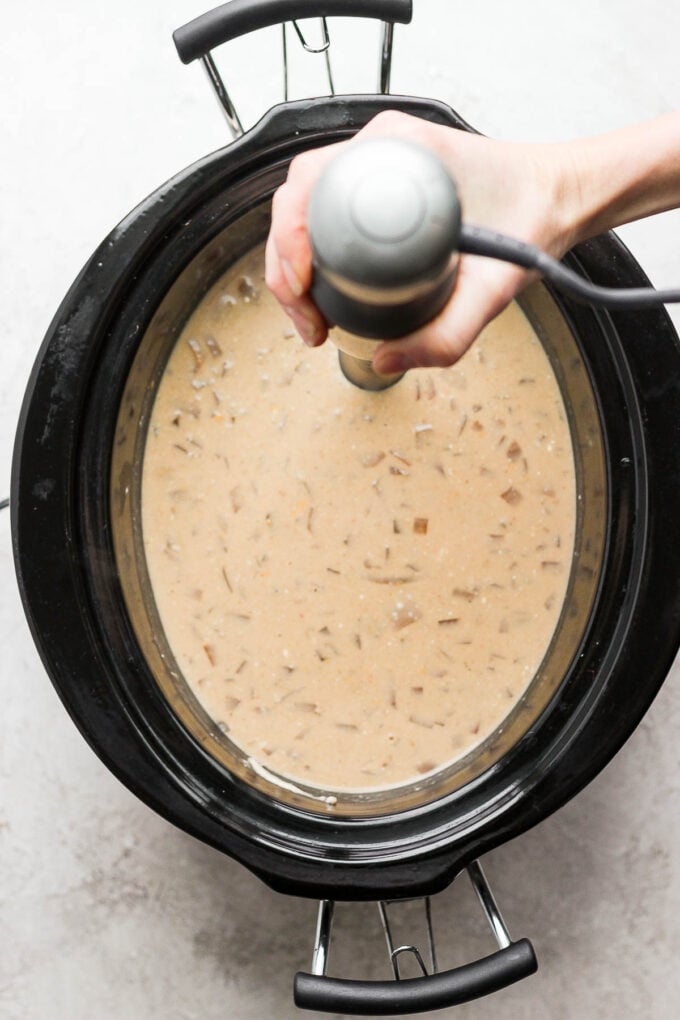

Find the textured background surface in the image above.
[{"left": 1, "top": 2, "right": 679, "bottom": 1018}]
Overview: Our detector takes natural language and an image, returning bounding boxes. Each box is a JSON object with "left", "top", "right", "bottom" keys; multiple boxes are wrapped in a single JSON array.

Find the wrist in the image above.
[
  {"left": 539, "top": 139, "right": 597, "bottom": 255},
  {"left": 552, "top": 113, "right": 680, "bottom": 247},
  {"left": 553, "top": 134, "right": 627, "bottom": 247}
]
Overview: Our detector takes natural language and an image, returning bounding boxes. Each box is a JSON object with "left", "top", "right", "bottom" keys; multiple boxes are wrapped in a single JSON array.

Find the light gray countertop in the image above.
[{"left": 1, "top": 2, "right": 678, "bottom": 1018}]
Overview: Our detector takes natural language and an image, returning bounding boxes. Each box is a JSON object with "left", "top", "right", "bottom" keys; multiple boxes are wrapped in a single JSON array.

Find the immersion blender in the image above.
[{"left": 307, "top": 134, "right": 680, "bottom": 392}]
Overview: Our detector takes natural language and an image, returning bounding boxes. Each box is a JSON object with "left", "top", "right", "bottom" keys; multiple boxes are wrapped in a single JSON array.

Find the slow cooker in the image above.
[{"left": 11, "top": 1, "right": 680, "bottom": 1013}]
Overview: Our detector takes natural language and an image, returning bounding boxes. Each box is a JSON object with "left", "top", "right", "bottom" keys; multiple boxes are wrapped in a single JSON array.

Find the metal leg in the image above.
[
  {"left": 200, "top": 52, "right": 244, "bottom": 138},
  {"left": 379, "top": 21, "right": 395, "bottom": 94},
  {"left": 467, "top": 859, "right": 512, "bottom": 950},
  {"left": 311, "top": 900, "right": 335, "bottom": 976},
  {"left": 282, "top": 22, "right": 289, "bottom": 102}
]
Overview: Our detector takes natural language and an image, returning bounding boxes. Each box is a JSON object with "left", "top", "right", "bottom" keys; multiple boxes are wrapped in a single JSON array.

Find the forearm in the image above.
[{"left": 563, "top": 111, "right": 680, "bottom": 244}]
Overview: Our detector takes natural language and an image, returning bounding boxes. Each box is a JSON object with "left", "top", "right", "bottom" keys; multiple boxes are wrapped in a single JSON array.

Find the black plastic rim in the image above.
[{"left": 12, "top": 94, "right": 680, "bottom": 901}]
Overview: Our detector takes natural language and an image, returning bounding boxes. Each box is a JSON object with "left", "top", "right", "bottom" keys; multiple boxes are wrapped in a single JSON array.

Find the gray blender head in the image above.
[{"left": 308, "top": 136, "right": 461, "bottom": 389}]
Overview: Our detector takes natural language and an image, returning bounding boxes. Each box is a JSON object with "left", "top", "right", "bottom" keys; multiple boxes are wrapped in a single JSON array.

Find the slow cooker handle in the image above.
[
  {"left": 294, "top": 938, "right": 538, "bottom": 1014},
  {"left": 173, "top": 0, "right": 413, "bottom": 64}
]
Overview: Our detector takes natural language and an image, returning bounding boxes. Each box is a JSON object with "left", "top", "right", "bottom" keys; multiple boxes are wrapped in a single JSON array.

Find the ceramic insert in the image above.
[{"left": 141, "top": 243, "right": 576, "bottom": 793}]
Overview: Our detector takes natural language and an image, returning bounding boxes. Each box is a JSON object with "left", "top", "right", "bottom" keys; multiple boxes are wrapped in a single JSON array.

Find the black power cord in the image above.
[{"left": 460, "top": 224, "right": 680, "bottom": 309}]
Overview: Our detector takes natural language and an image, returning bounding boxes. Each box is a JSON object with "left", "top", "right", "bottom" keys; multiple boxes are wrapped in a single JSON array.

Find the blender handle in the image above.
[
  {"left": 173, "top": 0, "right": 413, "bottom": 64},
  {"left": 294, "top": 938, "right": 537, "bottom": 1015},
  {"left": 308, "top": 136, "right": 461, "bottom": 389}
]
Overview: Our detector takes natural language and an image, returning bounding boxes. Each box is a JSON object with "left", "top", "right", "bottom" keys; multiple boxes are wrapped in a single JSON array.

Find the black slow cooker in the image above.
[{"left": 11, "top": 1, "right": 680, "bottom": 1014}]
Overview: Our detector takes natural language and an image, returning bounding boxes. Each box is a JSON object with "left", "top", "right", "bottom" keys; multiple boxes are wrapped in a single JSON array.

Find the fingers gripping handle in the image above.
[
  {"left": 294, "top": 938, "right": 538, "bottom": 1015},
  {"left": 174, "top": 0, "right": 413, "bottom": 64},
  {"left": 308, "top": 136, "right": 461, "bottom": 389}
]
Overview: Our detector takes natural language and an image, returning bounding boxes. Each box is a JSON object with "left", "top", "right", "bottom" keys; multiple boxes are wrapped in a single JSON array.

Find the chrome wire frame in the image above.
[
  {"left": 202, "top": 15, "right": 397, "bottom": 137},
  {"left": 308, "top": 859, "right": 515, "bottom": 981},
  {"left": 283, "top": 18, "right": 335, "bottom": 100},
  {"left": 311, "top": 900, "right": 335, "bottom": 976},
  {"left": 379, "top": 21, "right": 395, "bottom": 94},
  {"left": 378, "top": 897, "right": 437, "bottom": 978},
  {"left": 467, "top": 859, "right": 512, "bottom": 950},
  {"left": 200, "top": 52, "right": 244, "bottom": 138}
]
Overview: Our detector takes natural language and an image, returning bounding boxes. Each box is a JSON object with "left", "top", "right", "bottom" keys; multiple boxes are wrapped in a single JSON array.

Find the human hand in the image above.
[{"left": 265, "top": 110, "right": 582, "bottom": 374}]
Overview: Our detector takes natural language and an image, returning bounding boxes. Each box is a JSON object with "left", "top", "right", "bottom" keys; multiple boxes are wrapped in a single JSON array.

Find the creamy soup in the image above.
[{"left": 142, "top": 244, "right": 576, "bottom": 792}]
